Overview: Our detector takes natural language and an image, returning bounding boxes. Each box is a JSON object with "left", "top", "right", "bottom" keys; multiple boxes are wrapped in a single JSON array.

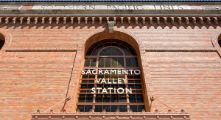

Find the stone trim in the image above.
[
  {"left": 5, "top": 49, "right": 77, "bottom": 52},
  {"left": 145, "top": 48, "right": 217, "bottom": 52},
  {"left": 32, "top": 112, "right": 190, "bottom": 120}
]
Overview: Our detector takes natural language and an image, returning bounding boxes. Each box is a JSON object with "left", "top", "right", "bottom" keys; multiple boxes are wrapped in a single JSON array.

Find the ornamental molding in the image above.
[
  {"left": 0, "top": 3, "right": 221, "bottom": 16},
  {"left": 0, "top": 16, "right": 220, "bottom": 25},
  {"left": 107, "top": 20, "right": 115, "bottom": 32},
  {"left": 0, "top": 3, "right": 220, "bottom": 25},
  {"left": 0, "top": 3, "right": 220, "bottom": 11}
]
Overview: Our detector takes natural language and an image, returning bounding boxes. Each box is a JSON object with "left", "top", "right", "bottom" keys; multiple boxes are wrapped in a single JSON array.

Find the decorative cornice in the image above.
[
  {"left": 0, "top": 3, "right": 221, "bottom": 16},
  {"left": 0, "top": 16, "right": 220, "bottom": 25},
  {"left": 0, "top": 3, "right": 220, "bottom": 25}
]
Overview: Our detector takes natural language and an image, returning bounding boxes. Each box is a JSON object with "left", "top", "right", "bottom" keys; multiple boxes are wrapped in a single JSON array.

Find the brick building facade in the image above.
[{"left": 0, "top": 1, "right": 221, "bottom": 120}]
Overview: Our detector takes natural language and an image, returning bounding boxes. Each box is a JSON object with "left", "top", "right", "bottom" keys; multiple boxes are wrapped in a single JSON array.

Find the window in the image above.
[
  {"left": 0, "top": 34, "right": 5, "bottom": 50},
  {"left": 219, "top": 35, "right": 221, "bottom": 47},
  {"left": 77, "top": 39, "right": 145, "bottom": 112},
  {"left": 78, "top": 105, "right": 92, "bottom": 112},
  {"left": 219, "top": 40, "right": 221, "bottom": 47}
]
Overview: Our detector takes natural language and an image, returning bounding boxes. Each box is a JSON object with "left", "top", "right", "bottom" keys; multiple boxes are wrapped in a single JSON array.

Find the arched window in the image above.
[
  {"left": 219, "top": 40, "right": 221, "bottom": 47},
  {"left": 0, "top": 34, "right": 5, "bottom": 50},
  {"left": 218, "top": 35, "right": 221, "bottom": 47},
  {"left": 77, "top": 39, "right": 145, "bottom": 112}
]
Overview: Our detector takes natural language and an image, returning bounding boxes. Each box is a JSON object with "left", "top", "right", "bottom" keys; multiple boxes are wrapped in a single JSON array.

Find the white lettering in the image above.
[
  {"left": 134, "top": 70, "right": 141, "bottom": 75},
  {"left": 126, "top": 88, "right": 133, "bottom": 94},
  {"left": 91, "top": 87, "right": 133, "bottom": 94},
  {"left": 117, "top": 88, "right": 124, "bottom": 94},
  {"left": 82, "top": 69, "right": 141, "bottom": 75},
  {"left": 91, "top": 88, "right": 95, "bottom": 94}
]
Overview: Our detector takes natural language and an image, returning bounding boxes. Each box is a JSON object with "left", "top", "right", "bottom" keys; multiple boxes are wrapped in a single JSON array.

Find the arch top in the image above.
[
  {"left": 99, "top": 46, "right": 124, "bottom": 56},
  {"left": 85, "top": 31, "right": 140, "bottom": 56},
  {"left": 86, "top": 39, "right": 137, "bottom": 56}
]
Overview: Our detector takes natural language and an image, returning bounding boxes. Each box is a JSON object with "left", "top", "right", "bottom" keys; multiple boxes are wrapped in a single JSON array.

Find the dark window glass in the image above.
[
  {"left": 90, "top": 48, "right": 99, "bottom": 55},
  {"left": 80, "top": 84, "right": 94, "bottom": 89},
  {"left": 81, "top": 80, "right": 88, "bottom": 84},
  {"left": 84, "top": 58, "right": 96, "bottom": 67},
  {"left": 78, "top": 105, "right": 92, "bottom": 112},
  {"left": 85, "top": 105, "right": 92, "bottom": 112},
  {"left": 79, "top": 94, "right": 93, "bottom": 102},
  {"left": 130, "top": 105, "right": 144, "bottom": 112},
  {"left": 112, "top": 58, "right": 118, "bottom": 67},
  {"left": 105, "top": 58, "right": 112, "bottom": 67},
  {"left": 95, "top": 106, "right": 102, "bottom": 112},
  {"left": 80, "top": 84, "right": 87, "bottom": 88},
  {"left": 97, "top": 74, "right": 124, "bottom": 79},
  {"left": 137, "top": 94, "right": 144, "bottom": 102},
  {"left": 110, "top": 106, "right": 117, "bottom": 112},
  {"left": 129, "top": 95, "right": 136, "bottom": 103},
  {"left": 103, "top": 95, "right": 111, "bottom": 102},
  {"left": 96, "top": 94, "right": 103, "bottom": 102},
  {"left": 80, "top": 90, "right": 91, "bottom": 93},
  {"left": 88, "top": 80, "right": 94, "bottom": 84},
  {"left": 118, "top": 84, "right": 126, "bottom": 88},
  {"left": 123, "top": 48, "right": 134, "bottom": 56},
  {"left": 137, "top": 105, "right": 144, "bottom": 112},
  {"left": 118, "top": 94, "right": 127, "bottom": 102},
  {"left": 0, "top": 39, "right": 4, "bottom": 50},
  {"left": 99, "top": 57, "right": 124, "bottom": 68},
  {"left": 79, "top": 94, "right": 86, "bottom": 102},
  {"left": 84, "top": 59, "right": 90, "bottom": 67},
  {"left": 98, "top": 58, "right": 111, "bottom": 67},
  {"left": 128, "top": 84, "right": 142, "bottom": 89},
  {"left": 82, "top": 74, "right": 95, "bottom": 79},
  {"left": 119, "top": 105, "right": 127, "bottom": 112},
  {"left": 98, "top": 58, "right": 105, "bottom": 67},
  {"left": 128, "top": 74, "right": 141, "bottom": 79},
  {"left": 129, "top": 94, "right": 143, "bottom": 103},
  {"left": 132, "top": 90, "right": 143, "bottom": 93},
  {"left": 100, "top": 47, "right": 123, "bottom": 56},
  {"left": 130, "top": 105, "right": 137, "bottom": 112},
  {"left": 102, "top": 106, "right": 109, "bottom": 112},
  {"left": 126, "top": 57, "right": 138, "bottom": 67},
  {"left": 86, "top": 39, "right": 136, "bottom": 56},
  {"left": 78, "top": 105, "right": 84, "bottom": 112},
  {"left": 111, "top": 94, "right": 118, "bottom": 102},
  {"left": 128, "top": 80, "right": 141, "bottom": 84},
  {"left": 94, "top": 105, "right": 127, "bottom": 112},
  {"left": 112, "top": 57, "right": 124, "bottom": 67},
  {"left": 219, "top": 40, "right": 221, "bottom": 47}
]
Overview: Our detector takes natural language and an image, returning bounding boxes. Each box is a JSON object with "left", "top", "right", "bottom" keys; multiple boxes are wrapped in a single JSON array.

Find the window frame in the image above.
[{"left": 78, "top": 40, "right": 145, "bottom": 112}]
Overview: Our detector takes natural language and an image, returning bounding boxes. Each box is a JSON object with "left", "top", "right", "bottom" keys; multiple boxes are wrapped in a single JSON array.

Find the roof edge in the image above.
[{"left": 0, "top": 0, "right": 221, "bottom": 2}]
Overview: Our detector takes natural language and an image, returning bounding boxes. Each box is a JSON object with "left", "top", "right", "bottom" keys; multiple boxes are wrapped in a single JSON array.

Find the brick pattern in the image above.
[
  {"left": 0, "top": 51, "right": 76, "bottom": 120},
  {"left": 0, "top": 25, "right": 221, "bottom": 120}
]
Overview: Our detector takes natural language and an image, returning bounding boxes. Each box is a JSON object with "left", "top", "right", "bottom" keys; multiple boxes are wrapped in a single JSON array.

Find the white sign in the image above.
[
  {"left": 82, "top": 69, "right": 141, "bottom": 75},
  {"left": 91, "top": 87, "right": 132, "bottom": 94},
  {"left": 90, "top": 78, "right": 132, "bottom": 94},
  {"left": 82, "top": 69, "right": 139, "bottom": 94},
  {"left": 96, "top": 78, "right": 124, "bottom": 84}
]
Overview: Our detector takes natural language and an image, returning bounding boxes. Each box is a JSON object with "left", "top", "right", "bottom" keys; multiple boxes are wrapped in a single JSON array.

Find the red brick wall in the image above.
[{"left": 0, "top": 24, "right": 221, "bottom": 120}]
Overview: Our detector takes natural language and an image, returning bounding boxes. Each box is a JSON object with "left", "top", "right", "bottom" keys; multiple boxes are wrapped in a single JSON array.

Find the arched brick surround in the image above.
[
  {"left": 82, "top": 30, "right": 150, "bottom": 111},
  {"left": 85, "top": 31, "right": 140, "bottom": 56}
]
